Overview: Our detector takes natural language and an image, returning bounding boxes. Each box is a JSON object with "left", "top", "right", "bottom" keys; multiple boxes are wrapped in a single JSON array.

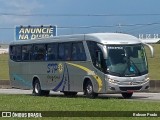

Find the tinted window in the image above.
[
  {"left": 58, "top": 44, "right": 65, "bottom": 60},
  {"left": 22, "top": 45, "right": 32, "bottom": 61},
  {"left": 47, "top": 43, "right": 57, "bottom": 61},
  {"left": 10, "top": 46, "right": 16, "bottom": 61},
  {"left": 71, "top": 42, "right": 86, "bottom": 61},
  {"left": 87, "top": 41, "right": 97, "bottom": 63},
  {"left": 87, "top": 41, "right": 104, "bottom": 70},
  {"left": 33, "top": 44, "right": 46, "bottom": 61},
  {"left": 58, "top": 43, "right": 71, "bottom": 61},
  {"left": 10, "top": 46, "right": 21, "bottom": 61}
]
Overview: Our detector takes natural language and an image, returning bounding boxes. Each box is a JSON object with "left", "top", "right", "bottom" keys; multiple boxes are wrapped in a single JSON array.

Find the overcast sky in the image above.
[{"left": 0, "top": 0, "right": 160, "bottom": 42}]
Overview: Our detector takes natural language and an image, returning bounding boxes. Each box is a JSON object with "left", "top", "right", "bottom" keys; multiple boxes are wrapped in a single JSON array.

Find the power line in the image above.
[
  {"left": 122, "top": 22, "right": 160, "bottom": 33},
  {"left": 1, "top": 13, "right": 160, "bottom": 17},
  {"left": 0, "top": 27, "right": 14, "bottom": 30},
  {"left": 1, "top": 22, "right": 160, "bottom": 30}
]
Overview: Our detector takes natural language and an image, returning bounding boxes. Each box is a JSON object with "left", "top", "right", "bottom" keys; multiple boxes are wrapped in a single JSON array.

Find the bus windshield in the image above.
[{"left": 106, "top": 44, "right": 148, "bottom": 77}]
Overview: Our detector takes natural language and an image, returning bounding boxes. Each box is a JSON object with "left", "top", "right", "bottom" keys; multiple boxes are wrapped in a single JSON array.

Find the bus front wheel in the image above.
[
  {"left": 121, "top": 92, "right": 133, "bottom": 99},
  {"left": 85, "top": 81, "right": 98, "bottom": 99},
  {"left": 33, "top": 80, "right": 50, "bottom": 96}
]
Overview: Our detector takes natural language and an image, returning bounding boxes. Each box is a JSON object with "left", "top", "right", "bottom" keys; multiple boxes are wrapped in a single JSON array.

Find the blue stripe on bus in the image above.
[
  {"left": 53, "top": 63, "right": 70, "bottom": 91},
  {"left": 52, "top": 65, "right": 65, "bottom": 91},
  {"left": 12, "top": 74, "right": 32, "bottom": 87},
  {"left": 62, "top": 64, "right": 69, "bottom": 91}
]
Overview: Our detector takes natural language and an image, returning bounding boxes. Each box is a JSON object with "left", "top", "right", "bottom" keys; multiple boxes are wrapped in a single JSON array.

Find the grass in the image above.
[
  {"left": 0, "top": 54, "right": 9, "bottom": 80},
  {"left": 0, "top": 94, "right": 160, "bottom": 120},
  {"left": 145, "top": 44, "right": 160, "bottom": 80},
  {"left": 0, "top": 44, "right": 160, "bottom": 80}
]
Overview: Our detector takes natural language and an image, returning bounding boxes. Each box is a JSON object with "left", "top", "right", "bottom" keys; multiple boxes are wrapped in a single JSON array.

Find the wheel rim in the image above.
[
  {"left": 35, "top": 83, "right": 39, "bottom": 93},
  {"left": 87, "top": 84, "right": 92, "bottom": 94}
]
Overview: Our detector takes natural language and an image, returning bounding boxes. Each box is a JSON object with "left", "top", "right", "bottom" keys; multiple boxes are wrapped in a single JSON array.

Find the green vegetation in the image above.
[
  {"left": 0, "top": 54, "right": 9, "bottom": 80},
  {"left": 0, "top": 94, "right": 160, "bottom": 120},
  {"left": 145, "top": 44, "right": 160, "bottom": 80},
  {"left": 1, "top": 94, "right": 160, "bottom": 111},
  {"left": 0, "top": 44, "right": 159, "bottom": 80}
]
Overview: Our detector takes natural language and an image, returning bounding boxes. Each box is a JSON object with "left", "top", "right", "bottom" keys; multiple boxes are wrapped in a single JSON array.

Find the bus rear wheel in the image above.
[
  {"left": 85, "top": 81, "right": 98, "bottom": 99},
  {"left": 121, "top": 92, "right": 133, "bottom": 99},
  {"left": 33, "top": 80, "right": 42, "bottom": 96}
]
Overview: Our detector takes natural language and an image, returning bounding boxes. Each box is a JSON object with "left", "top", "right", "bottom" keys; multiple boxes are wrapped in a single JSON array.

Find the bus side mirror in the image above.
[{"left": 143, "top": 43, "right": 154, "bottom": 58}]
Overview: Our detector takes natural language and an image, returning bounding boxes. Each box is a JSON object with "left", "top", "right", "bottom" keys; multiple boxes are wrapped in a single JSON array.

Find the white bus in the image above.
[{"left": 9, "top": 33, "right": 153, "bottom": 98}]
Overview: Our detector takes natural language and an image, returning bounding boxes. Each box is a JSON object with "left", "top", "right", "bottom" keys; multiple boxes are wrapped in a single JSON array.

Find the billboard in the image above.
[{"left": 15, "top": 25, "right": 57, "bottom": 40}]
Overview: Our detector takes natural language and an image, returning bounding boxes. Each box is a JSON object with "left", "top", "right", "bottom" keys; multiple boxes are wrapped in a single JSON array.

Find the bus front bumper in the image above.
[{"left": 106, "top": 80, "right": 150, "bottom": 93}]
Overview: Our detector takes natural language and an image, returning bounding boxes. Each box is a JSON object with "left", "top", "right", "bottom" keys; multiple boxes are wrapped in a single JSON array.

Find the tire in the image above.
[
  {"left": 33, "top": 79, "right": 42, "bottom": 96},
  {"left": 33, "top": 80, "right": 50, "bottom": 96},
  {"left": 63, "top": 91, "right": 77, "bottom": 97},
  {"left": 85, "top": 81, "right": 98, "bottom": 99},
  {"left": 121, "top": 92, "right": 133, "bottom": 99}
]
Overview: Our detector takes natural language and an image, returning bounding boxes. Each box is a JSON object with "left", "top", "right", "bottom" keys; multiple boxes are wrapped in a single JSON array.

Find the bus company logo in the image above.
[
  {"left": 58, "top": 63, "right": 63, "bottom": 73},
  {"left": 47, "top": 63, "right": 63, "bottom": 73}
]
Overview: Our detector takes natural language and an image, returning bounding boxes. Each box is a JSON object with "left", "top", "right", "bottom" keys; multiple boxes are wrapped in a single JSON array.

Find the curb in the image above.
[
  {"left": 0, "top": 80, "right": 10, "bottom": 85},
  {"left": 0, "top": 80, "right": 11, "bottom": 89},
  {"left": 0, "top": 80, "right": 160, "bottom": 92}
]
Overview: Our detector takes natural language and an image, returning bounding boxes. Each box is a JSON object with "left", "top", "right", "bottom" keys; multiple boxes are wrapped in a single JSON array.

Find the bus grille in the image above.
[{"left": 119, "top": 86, "right": 142, "bottom": 91}]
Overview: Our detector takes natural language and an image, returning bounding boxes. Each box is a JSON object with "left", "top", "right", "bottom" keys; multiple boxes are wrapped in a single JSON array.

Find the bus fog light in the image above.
[{"left": 109, "top": 87, "right": 115, "bottom": 90}]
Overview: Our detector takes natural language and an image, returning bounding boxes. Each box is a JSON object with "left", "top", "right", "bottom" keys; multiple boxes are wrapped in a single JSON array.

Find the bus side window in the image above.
[
  {"left": 58, "top": 43, "right": 71, "bottom": 61},
  {"left": 47, "top": 44, "right": 57, "bottom": 61},
  {"left": 71, "top": 42, "right": 86, "bottom": 61},
  {"left": 22, "top": 45, "right": 32, "bottom": 61},
  {"left": 87, "top": 41, "right": 97, "bottom": 65},
  {"left": 10, "top": 46, "right": 22, "bottom": 61},
  {"left": 64, "top": 43, "right": 71, "bottom": 61},
  {"left": 58, "top": 44, "right": 65, "bottom": 60},
  {"left": 33, "top": 45, "right": 46, "bottom": 61},
  {"left": 10, "top": 46, "right": 16, "bottom": 61},
  {"left": 87, "top": 41, "right": 104, "bottom": 71},
  {"left": 16, "top": 46, "right": 22, "bottom": 61}
]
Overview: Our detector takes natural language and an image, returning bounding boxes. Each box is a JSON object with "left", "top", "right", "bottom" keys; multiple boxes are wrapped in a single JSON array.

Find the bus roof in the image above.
[
  {"left": 86, "top": 33, "right": 141, "bottom": 44},
  {"left": 10, "top": 33, "right": 141, "bottom": 45}
]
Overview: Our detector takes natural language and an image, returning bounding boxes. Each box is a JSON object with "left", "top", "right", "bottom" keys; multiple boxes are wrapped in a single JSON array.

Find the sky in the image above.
[{"left": 1, "top": 0, "right": 160, "bottom": 43}]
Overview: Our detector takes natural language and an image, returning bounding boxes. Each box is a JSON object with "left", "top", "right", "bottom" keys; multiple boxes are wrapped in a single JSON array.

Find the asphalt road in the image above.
[{"left": 0, "top": 89, "right": 160, "bottom": 101}]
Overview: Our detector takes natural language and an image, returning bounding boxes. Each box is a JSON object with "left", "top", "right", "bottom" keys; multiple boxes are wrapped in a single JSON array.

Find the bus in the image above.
[{"left": 9, "top": 33, "right": 154, "bottom": 98}]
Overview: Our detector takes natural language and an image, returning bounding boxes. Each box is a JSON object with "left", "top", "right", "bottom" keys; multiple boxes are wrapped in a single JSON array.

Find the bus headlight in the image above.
[{"left": 109, "top": 78, "right": 119, "bottom": 84}]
